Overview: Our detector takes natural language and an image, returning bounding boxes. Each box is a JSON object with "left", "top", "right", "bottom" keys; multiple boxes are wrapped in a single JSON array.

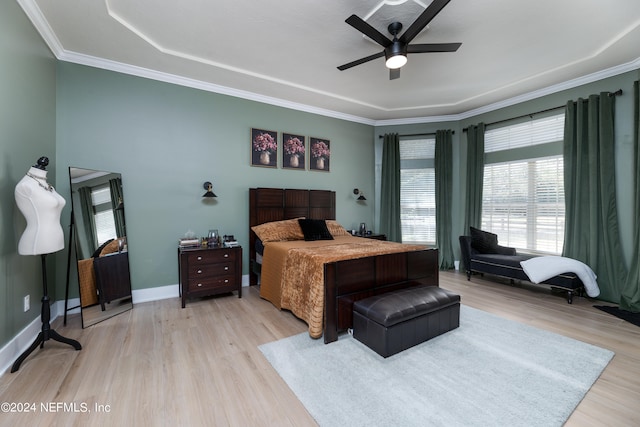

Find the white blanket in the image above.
[{"left": 520, "top": 256, "right": 600, "bottom": 297}]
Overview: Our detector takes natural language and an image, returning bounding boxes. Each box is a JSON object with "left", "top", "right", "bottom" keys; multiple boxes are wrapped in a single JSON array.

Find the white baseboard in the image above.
[
  {"left": 0, "top": 316, "right": 42, "bottom": 375},
  {"left": 0, "top": 274, "right": 250, "bottom": 375},
  {"left": 132, "top": 283, "right": 180, "bottom": 304}
]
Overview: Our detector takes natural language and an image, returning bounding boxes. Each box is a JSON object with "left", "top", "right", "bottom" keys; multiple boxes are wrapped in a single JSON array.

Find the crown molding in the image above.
[
  {"left": 17, "top": 0, "right": 640, "bottom": 128},
  {"left": 58, "top": 49, "right": 640, "bottom": 129},
  {"left": 375, "top": 57, "right": 640, "bottom": 127},
  {"left": 59, "top": 50, "right": 377, "bottom": 126},
  {"left": 17, "top": 0, "right": 64, "bottom": 57}
]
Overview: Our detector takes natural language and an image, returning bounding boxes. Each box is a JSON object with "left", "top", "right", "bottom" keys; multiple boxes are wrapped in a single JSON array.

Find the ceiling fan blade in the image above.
[
  {"left": 399, "top": 0, "right": 452, "bottom": 44},
  {"left": 345, "top": 14, "right": 392, "bottom": 47},
  {"left": 407, "top": 43, "right": 462, "bottom": 53},
  {"left": 389, "top": 68, "right": 401, "bottom": 80},
  {"left": 337, "top": 51, "right": 385, "bottom": 71}
]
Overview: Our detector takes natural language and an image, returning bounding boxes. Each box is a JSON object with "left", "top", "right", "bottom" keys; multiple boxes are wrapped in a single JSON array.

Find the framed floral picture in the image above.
[
  {"left": 282, "top": 133, "right": 306, "bottom": 170},
  {"left": 251, "top": 128, "right": 278, "bottom": 168},
  {"left": 309, "top": 137, "right": 331, "bottom": 172}
]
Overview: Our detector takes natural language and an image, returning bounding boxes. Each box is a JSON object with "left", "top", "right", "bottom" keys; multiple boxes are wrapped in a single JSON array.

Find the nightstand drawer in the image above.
[
  {"left": 188, "top": 262, "right": 234, "bottom": 278},
  {"left": 187, "top": 275, "right": 235, "bottom": 292},
  {"left": 188, "top": 249, "right": 235, "bottom": 265}
]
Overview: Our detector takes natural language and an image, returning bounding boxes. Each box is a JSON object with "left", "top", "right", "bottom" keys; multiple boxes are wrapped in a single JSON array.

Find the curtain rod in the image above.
[
  {"left": 378, "top": 131, "right": 455, "bottom": 139},
  {"left": 463, "top": 89, "right": 623, "bottom": 132}
]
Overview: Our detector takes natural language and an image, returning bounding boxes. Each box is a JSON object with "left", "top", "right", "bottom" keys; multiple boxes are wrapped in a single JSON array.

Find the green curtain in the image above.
[
  {"left": 435, "top": 129, "right": 455, "bottom": 269},
  {"left": 621, "top": 82, "right": 640, "bottom": 312},
  {"left": 463, "top": 123, "right": 485, "bottom": 233},
  {"left": 380, "top": 133, "right": 402, "bottom": 242},
  {"left": 563, "top": 93, "right": 627, "bottom": 303},
  {"left": 109, "top": 177, "right": 126, "bottom": 238},
  {"left": 79, "top": 186, "right": 98, "bottom": 255}
]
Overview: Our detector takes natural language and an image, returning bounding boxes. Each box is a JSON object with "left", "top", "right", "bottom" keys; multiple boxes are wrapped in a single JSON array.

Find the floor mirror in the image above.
[{"left": 69, "top": 167, "right": 133, "bottom": 327}]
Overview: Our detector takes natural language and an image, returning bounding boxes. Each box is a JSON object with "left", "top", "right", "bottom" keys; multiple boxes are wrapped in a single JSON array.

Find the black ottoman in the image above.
[{"left": 353, "top": 286, "right": 460, "bottom": 357}]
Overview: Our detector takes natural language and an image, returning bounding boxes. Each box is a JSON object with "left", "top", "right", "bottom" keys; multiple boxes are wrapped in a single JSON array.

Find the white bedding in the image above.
[{"left": 520, "top": 256, "right": 600, "bottom": 297}]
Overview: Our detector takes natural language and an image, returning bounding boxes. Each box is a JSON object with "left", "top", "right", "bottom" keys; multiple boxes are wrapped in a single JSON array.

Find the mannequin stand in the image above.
[{"left": 11, "top": 254, "right": 82, "bottom": 373}]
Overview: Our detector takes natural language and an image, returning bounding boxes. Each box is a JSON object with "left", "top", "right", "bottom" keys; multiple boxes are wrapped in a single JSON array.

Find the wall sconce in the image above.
[
  {"left": 353, "top": 188, "right": 366, "bottom": 201},
  {"left": 202, "top": 181, "right": 217, "bottom": 198}
]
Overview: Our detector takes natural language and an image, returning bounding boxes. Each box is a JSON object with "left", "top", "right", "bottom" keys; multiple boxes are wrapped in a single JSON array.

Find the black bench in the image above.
[
  {"left": 459, "top": 235, "right": 584, "bottom": 303},
  {"left": 352, "top": 286, "right": 460, "bottom": 358}
]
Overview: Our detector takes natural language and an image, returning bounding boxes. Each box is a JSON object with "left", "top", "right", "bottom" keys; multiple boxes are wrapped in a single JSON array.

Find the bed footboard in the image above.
[{"left": 323, "top": 248, "right": 438, "bottom": 343}]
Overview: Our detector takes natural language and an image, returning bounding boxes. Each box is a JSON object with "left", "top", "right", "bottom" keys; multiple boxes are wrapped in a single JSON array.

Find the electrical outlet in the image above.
[{"left": 24, "top": 295, "right": 30, "bottom": 312}]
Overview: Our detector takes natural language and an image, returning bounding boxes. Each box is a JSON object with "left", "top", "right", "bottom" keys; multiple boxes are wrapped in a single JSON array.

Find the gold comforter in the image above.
[{"left": 259, "top": 235, "right": 425, "bottom": 338}]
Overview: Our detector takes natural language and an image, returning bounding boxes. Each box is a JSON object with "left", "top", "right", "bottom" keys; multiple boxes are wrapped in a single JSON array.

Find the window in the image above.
[
  {"left": 481, "top": 112, "right": 565, "bottom": 254},
  {"left": 91, "top": 184, "right": 117, "bottom": 245},
  {"left": 400, "top": 137, "right": 436, "bottom": 244}
]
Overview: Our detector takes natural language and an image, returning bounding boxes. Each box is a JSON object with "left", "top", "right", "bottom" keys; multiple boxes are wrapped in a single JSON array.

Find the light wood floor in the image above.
[{"left": 1, "top": 271, "right": 638, "bottom": 426}]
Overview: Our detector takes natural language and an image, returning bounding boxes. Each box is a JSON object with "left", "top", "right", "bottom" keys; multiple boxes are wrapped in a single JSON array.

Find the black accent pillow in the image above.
[
  {"left": 298, "top": 219, "right": 334, "bottom": 241},
  {"left": 470, "top": 227, "right": 499, "bottom": 254},
  {"left": 91, "top": 239, "right": 114, "bottom": 258}
]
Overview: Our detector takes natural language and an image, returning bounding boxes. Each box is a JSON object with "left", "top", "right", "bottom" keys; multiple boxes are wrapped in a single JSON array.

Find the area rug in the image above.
[
  {"left": 259, "top": 305, "right": 613, "bottom": 427},
  {"left": 594, "top": 305, "right": 640, "bottom": 327}
]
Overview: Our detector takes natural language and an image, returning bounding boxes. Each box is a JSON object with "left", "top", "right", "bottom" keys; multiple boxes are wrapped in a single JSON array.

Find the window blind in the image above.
[
  {"left": 481, "top": 112, "right": 565, "bottom": 254},
  {"left": 485, "top": 113, "right": 565, "bottom": 153},
  {"left": 400, "top": 137, "right": 436, "bottom": 244},
  {"left": 91, "top": 185, "right": 117, "bottom": 245}
]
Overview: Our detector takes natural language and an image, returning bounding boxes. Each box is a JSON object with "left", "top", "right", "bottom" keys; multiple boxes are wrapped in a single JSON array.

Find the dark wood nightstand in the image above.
[
  {"left": 361, "top": 233, "right": 387, "bottom": 241},
  {"left": 178, "top": 246, "right": 242, "bottom": 308}
]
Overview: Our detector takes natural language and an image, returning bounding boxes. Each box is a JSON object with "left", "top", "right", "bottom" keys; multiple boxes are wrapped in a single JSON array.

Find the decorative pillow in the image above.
[
  {"left": 99, "top": 239, "right": 121, "bottom": 256},
  {"left": 92, "top": 239, "right": 114, "bottom": 258},
  {"left": 298, "top": 219, "right": 334, "bottom": 241},
  {"left": 325, "top": 220, "right": 350, "bottom": 237},
  {"left": 251, "top": 218, "right": 305, "bottom": 242},
  {"left": 470, "top": 226, "right": 499, "bottom": 254}
]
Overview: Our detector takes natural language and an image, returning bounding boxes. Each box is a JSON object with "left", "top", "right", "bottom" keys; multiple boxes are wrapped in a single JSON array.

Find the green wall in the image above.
[
  {"left": 0, "top": 2, "right": 57, "bottom": 347},
  {"left": 54, "top": 63, "right": 375, "bottom": 297}
]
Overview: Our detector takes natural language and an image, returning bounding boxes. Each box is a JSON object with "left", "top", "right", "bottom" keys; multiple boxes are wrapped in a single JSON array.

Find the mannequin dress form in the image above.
[{"left": 12, "top": 157, "right": 81, "bottom": 373}]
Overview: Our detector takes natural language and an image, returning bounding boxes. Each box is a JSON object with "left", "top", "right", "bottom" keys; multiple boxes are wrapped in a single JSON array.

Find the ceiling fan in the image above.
[{"left": 337, "top": 0, "right": 461, "bottom": 80}]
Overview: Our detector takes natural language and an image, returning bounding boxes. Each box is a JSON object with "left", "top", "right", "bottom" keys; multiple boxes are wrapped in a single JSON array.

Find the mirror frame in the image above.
[{"left": 69, "top": 167, "right": 133, "bottom": 327}]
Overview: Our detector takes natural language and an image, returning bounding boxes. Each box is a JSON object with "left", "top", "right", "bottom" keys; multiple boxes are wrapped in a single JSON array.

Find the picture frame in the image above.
[
  {"left": 309, "top": 137, "right": 330, "bottom": 172},
  {"left": 282, "top": 133, "right": 306, "bottom": 170},
  {"left": 251, "top": 128, "right": 278, "bottom": 168}
]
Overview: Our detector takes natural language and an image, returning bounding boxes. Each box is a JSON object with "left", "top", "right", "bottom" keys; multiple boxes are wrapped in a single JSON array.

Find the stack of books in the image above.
[{"left": 179, "top": 238, "right": 200, "bottom": 248}]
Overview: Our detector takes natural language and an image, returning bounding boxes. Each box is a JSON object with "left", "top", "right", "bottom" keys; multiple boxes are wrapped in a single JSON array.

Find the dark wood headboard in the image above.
[{"left": 248, "top": 188, "right": 336, "bottom": 285}]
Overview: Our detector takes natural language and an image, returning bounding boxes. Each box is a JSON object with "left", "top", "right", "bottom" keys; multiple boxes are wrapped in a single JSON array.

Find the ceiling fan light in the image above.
[
  {"left": 385, "top": 54, "right": 407, "bottom": 69},
  {"left": 385, "top": 41, "right": 408, "bottom": 69}
]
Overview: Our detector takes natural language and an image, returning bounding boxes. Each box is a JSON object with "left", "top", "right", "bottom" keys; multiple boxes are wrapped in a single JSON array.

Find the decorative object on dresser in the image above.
[{"left": 178, "top": 246, "right": 242, "bottom": 308}]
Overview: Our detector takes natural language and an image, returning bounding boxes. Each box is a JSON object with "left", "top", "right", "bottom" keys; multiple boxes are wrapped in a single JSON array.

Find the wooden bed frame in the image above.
[{"left": 249, "top": 187, "right": 439, "bottom": 343}]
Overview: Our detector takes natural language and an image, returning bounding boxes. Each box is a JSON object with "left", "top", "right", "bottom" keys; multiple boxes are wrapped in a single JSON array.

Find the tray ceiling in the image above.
[{"left": 21, "top": 0, "right": 640, "bottom": 123}]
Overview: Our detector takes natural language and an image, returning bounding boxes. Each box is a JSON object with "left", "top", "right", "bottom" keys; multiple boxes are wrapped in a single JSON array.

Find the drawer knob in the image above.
[
  {"left": 224, "top": 253, "right": 229, "bottom": 258},
  {"left": 197, "top": 283, "right": 203, "bottom": 287},
  {"left": 197, "top": 269, "right": 202, "bottom": 274},
  {"left": 224, "top": 279, "right": 229, "bottom": 283},
  {"left": 224, "top": 266, "right": 229, "bottom": 271},
  {"left": 197, "top": 256, "right": 202, "bottom": 260}
]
